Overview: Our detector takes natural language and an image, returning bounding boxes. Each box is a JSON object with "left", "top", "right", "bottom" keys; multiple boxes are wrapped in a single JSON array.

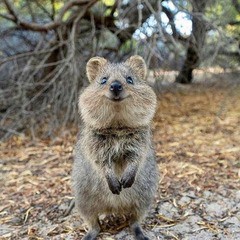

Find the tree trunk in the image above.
[{"left": 176, "top": 0, "right": 207, "bottom": 84}]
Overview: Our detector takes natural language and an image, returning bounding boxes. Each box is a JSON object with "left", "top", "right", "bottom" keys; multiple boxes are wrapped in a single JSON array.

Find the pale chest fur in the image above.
[{"left": 81, "top": 127, "right": 150, "bottom": 175}]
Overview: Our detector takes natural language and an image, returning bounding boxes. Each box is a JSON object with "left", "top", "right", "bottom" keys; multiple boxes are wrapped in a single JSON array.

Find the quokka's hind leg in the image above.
[
  {"left": 82, "top": 216, "right": 101, "bottom": 240},
  {"left": 129, "top": 213, "right": 149, "bottom": 240},
  {"left": 130, "top": 222, "right": 149, "bottom": 240}
]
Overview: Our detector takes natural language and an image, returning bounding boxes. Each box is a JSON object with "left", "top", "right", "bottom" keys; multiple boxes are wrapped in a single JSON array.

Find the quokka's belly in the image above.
[
  {"left": 75, "top": 166, "right": 156, "bottom": 217},
  {"left": 103, "top": 177, "right": 156, "bottom": 213},
  {"left": 102, "top": 189, "right": 145, "bottom": 214}
]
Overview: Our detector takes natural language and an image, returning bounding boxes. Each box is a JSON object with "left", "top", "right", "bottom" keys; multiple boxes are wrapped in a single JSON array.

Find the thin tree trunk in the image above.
[{"left": 176, "top": 0, "right": 207, "bottom": 84}]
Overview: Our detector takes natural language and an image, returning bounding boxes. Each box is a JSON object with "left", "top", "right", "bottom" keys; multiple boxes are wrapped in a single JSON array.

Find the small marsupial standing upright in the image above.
[{"left": 72, "top": 55, "right": 159, "bottom": 240}]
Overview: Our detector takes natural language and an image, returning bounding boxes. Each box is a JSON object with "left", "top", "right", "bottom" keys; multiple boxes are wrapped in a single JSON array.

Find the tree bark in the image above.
[{"left": 176, "top": 0, "right": 207, "bottom": 84}]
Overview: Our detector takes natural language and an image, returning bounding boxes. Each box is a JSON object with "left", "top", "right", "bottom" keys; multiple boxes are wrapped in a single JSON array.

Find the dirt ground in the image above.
[{"left": 1, "top": 73, "right": 240, "bottom": 240}]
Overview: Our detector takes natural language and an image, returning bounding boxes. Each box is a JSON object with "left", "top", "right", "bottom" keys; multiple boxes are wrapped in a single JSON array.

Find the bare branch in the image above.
[
  {"left": 109, "top": 0, "right": 118, "bottom": 17},
  {"left": 34, "top": 0, "right": 53, "bottom": 20},
  {"left": 26, "top": 0, "right": 36, "bottom": 22},
  {"left": 227, "top": 20, "right": 240, "bottom": 26},
  {"left": 51, "top": 0, "right": 56, "bottom": 20},
  {"left": 3, "top": 0, "right": 18, "bottom": 22},
  {"left": 209, "top": 49, "right": 240, "bottom": 58},
  {"left": 2, "top": 0, "right": 98, "bottom": 32},
  {"left": 0, "top": 42, "right": 66, "bottom": 65},
  {"left": 0, "top": 13, "right": 15, "bottom": 21}
]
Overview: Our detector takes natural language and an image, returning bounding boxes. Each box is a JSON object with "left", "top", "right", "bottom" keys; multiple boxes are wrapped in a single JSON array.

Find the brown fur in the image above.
[{"left": 72, "top": 56, "right": 159, "bottom": 240}]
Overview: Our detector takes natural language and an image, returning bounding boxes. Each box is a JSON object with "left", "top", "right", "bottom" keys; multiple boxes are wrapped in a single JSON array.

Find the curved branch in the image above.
[
  {"left": 0, "top": 13, "right": 15, "bottom": 21},
  {"left": 2, "top": 0, "right": 98, "bottom": 32}
]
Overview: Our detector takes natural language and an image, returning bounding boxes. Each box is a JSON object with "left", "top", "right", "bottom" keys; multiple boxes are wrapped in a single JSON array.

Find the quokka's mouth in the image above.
[
  {"left": 109, "top": 97, "right": 125, "bottom": 102},
  {"left": 105, "top": 95, "right": 130, "bottom": 102}
]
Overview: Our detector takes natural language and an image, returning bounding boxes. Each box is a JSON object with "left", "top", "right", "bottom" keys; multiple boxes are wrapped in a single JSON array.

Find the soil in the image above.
[{"left": 1, "top": 75, "right": 240, "bottom": 240}]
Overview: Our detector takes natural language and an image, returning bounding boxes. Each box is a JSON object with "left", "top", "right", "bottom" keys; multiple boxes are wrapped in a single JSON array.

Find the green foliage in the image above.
[
  {"left": 101, "top": 0, "right": 115, "bottom": 6},
  {"left": 98, "top": 29, "right": 119, "bottom": 49},
  {"left": 119, "top": 39, "right": 137, "bottom": 55},
  {"left": 206, "top": 0, "right": 240, "bottom": 37}
]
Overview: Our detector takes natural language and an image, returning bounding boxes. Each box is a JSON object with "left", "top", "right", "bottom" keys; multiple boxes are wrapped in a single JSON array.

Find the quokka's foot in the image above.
[
  {"left": 82, "top": 233, "right": 95, "bottom": 240},
  {"left": 132, "top": 223, "right": 150, "bottom": 240},
  {"left": 82, "top": 230, "right": 98, "bottom": 240},
  {"left": 82, "top": 223, "right": 100, "bottom": 240}
]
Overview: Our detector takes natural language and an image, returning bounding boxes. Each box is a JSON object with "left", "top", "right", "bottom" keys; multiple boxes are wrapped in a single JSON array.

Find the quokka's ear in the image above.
[
  {"left": 125, "top": 55, "right": 147, "bottom": 80},
  {"left": 86, "top": 57, "right": 108, "bottom": 82}
]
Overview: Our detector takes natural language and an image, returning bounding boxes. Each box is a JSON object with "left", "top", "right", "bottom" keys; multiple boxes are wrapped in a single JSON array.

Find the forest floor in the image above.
[{"left": 0, "top": 72, "right": 240, "bottom": 240}]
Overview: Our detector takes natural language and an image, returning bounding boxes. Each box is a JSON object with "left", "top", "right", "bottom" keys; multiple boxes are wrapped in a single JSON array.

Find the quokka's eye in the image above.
[
  {"left": 101, "top": 77, "right": 107, "bottom": 85},
  {"left": 126, "top": 76, "right": 133, "bottom": 84}
]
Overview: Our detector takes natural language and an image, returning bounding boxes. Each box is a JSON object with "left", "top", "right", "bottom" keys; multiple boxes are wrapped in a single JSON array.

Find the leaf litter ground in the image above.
[{"left": 0, "top": 76, "right": 240, "bottom": 240}]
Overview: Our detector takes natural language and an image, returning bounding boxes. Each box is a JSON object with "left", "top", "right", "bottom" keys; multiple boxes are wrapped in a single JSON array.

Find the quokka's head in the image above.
[{"left": 79, "top": 55, "right": 157, "bottom": 129}]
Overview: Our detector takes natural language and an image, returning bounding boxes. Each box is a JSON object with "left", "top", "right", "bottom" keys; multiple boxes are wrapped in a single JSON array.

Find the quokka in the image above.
[{"left": 72, "top": 55, "right": 159, "bottom": 240}]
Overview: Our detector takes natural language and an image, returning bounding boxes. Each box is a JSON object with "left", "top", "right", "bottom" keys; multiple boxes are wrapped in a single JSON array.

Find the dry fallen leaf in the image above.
[{"left": 1, "top": 83, "right": 240, "bottom": 239}]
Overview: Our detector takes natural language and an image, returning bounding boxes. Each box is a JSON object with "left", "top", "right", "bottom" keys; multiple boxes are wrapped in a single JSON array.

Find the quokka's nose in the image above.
[{"left": 109, "top": 80, "right": 123, "bottom": 95}]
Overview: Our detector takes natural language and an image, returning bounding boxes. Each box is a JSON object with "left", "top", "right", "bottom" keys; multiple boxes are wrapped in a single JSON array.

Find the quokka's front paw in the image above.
[
  {"left": 106, "top": 175, "right": 122, "bottom": 194},
  {"left": 121, "top": 172, "right": 136, "bottom": 189}
]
